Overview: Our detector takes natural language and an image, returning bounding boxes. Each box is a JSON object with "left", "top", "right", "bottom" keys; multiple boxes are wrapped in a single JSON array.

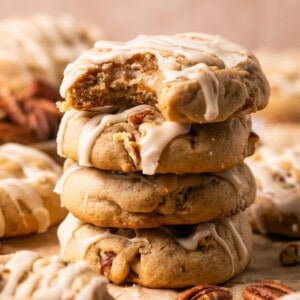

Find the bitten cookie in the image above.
[
  {"left": 0, "top": 250, "right": 112, "bottom": 299},
  {"left": 246, "top": 145, "right": 300, "bottom": 237},
  {"left": 59, "top": 33, "right": 269, "bottom": 124},
  {"left": 57, "top": 105, "right": 257, "bottom": 174},
  {"left": 56, "top": 161, "right": 256, "bottom": 228},
  {"left": 0, "top": 143, "right": 66, "bottom": 237},
  {"left": 58, "top": 212, "right": 252, "bottom": 288}
]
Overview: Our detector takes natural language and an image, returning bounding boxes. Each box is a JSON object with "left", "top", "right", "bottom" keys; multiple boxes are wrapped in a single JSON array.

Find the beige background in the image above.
[{"left": 0, "top": 0, "right": 299, "bottom": 50}]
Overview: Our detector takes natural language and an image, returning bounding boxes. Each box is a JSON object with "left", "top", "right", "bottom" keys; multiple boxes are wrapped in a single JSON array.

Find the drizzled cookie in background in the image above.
[{"left": 0, "top": 14, "right": 105, "bottom": 145}]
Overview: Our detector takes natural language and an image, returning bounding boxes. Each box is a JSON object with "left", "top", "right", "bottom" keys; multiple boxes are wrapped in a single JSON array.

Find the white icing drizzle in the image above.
[
  {"left": 0, "top": 143, "right": 61, "bottom": 236},
  {"left": 61, "top": 106, "right": 189, "bottom": 175},
  {"left": 246, "top": 145, "right": 300, "bottom": 221},
  {"left": 58, "top": 214, "right": 147, "bottom": 259},
  {"left": 279, "top": 292, "right": 300, "bottom": 300},
  {"left": 0, "top": 250, "right": 108, "bottom": 299},
  {"left": 164, "top": 220, "right": 235, "bottom": 276},
  {"left": 1, "top": 251, "right": 41, "bottom": 297},
  {"left": 54, "top": 163, "right": 82, "bottom": 195},
  {"left": 0, "top": 14, "right": 102, "bottom": 88},
  {"left": 139, "top": 121, "right": 190, "bottom": 174},
  {"left": 61, "top": 33, "right": 248, "bottom": 121},
  {"left": 57, "top": 213, "right": 84, "bottom": 257},
  {"left": 221, "top": 218, "right": 249, "bottom": 268}
]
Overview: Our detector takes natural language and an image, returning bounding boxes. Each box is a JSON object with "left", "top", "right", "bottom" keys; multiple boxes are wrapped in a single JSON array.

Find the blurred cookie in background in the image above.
[
  {"left": 253, "top": 49, "right": 300, "bottom": 150},
  {"left": 0, "top": 14, "right": 105, "bottom": 145}
]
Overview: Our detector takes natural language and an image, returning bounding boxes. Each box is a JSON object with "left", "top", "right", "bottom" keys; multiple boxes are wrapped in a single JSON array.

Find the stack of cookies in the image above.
[{"left": 55, "top": 33, "right": 269, "bottom": 288}]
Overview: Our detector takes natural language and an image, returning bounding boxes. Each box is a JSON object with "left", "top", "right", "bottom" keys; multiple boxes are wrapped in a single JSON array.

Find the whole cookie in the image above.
[
  {"left": 59, "top": 33, "right": 269, "bottom": 124},
  {"left": 0, "top": 143, "right": 66, "bottom": 237},
  {"left": 57, "top": 105, "right": 257, "bottom": 174},
  {"left": 56, "top": 161, "right": 256, "bottom": 228},
  {"left": 246, "top": 145, "right": 300, "bottom": 237},
  {"left": 58, "top": 212, "right": 252, "bottom": 288},
  {"left": 0, "top": 250, "right": 112, "bottom": 299}
]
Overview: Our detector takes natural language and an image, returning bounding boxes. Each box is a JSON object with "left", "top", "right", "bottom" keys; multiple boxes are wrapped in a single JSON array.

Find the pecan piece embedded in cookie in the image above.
[
  {"left": 177, "top": 285, "right": 232, "bottom": 300},
  {"left": 100, "top": 251, "right": 116, "bottom": 276}
]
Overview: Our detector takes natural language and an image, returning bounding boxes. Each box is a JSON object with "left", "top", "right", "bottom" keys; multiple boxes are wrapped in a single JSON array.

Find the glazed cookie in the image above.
[
  {"left": 253, "top": 117, "right": 300, "bottom": 151},
  {"left": 0, "top": 143, "right": 66, "bottom": 237},
  {"left": 246, "top": 145, "right": 300, "bottom": 237},
  {"left": 0, "top": 250, "right": 112, "bottom": 299},
  {"left": 57, "top": 105, "right": 257, "bottom": 174},
  {"left": 255, "top": 49, "right": 300, "bottom": 121},
  {"left": 0, "top": 15, "right": 104, "bottom": 144},
  {"left": 58, "top": 212, "right": 252, "bottom": 288},
  {"left": 59, "top": 33, "right": 269, "bottom": 124},
  {"left": 56, "top": 161, "right": 256, "bottom": 228}
]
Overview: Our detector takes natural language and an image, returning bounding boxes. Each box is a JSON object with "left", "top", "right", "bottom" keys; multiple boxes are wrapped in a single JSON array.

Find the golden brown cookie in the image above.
[
  {"left": 0, "top": 250, "right": 112, "bottom": 299},
  {"left": 58, "top": 212, "right": 252, "bottom": 288},
  {"left": 56, "top": 161, "right": 255, "bottom": 228},
  {"left": 246, "top": 145, "right": 300, "bottom": 237},
  {"left": 57, "top": 105, "right": 257, "bottom": 174},
  {"left": 0, "top": 143, "right": 66, "bottom": 237},
  {"left": 255, "top": 49, "right": 300, "bottom": 122},
  {"left": 59, "top": 33, "right": 269, "bottom": 124}
]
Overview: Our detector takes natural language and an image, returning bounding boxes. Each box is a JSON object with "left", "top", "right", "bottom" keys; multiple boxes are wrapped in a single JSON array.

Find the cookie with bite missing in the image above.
[
  {"left": 0, "top": 250, "right": 112, "bottom": 299},
  {"left": 56, "top": 160, "right": 255, "bottom": 228},
  {"left": 58, "top": 212, "right": 252, "bottom": 288},
  {"left": 57, "top": 105, "right": 257, "bottom": 174},
  {"left": 246, "top": 145, "right": 300, "bottom": 237},
  {"left": 0, "top": 143, "right": 66, "bottom": 237},
  {"left": 59, "top": 33, "right": 269, "bottom": 124}
]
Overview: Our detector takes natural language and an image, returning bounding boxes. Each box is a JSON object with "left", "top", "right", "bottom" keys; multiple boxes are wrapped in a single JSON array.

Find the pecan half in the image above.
[
  {"left": 280, "top": 243, "right": 300, "bottom": 266},
  {"left": 243, "top": 281, "right": 294, "bottom": 299},
  {"left": 99, "top": 251, "right": 116, "bottom": 276},
  {"left": 177, "top": 285, "right": 232, "bottom": 300}
]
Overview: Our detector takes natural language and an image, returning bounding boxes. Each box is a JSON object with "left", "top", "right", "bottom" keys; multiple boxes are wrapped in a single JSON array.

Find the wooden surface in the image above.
[{"left": 1, "top": 227, "right": 300, "bottom": 299}]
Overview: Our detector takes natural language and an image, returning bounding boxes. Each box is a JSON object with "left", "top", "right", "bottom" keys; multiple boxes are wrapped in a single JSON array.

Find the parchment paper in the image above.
[{"left": 1, "top": 227, "right": 300, "bottom": 299}]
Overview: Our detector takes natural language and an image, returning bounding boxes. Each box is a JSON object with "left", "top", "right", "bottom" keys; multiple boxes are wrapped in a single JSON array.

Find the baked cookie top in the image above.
[
  {"left": 246, "top": 145, "right": 300, "bottom": 234},
  {"left": 0, "top": 143, "right": 65, "bottom": 237},
  {"left": 59, "top": 33, "right": 269, "bottom": 123},
  {"left": 0, "top": 250, "right": 111, "bottom": 300}
]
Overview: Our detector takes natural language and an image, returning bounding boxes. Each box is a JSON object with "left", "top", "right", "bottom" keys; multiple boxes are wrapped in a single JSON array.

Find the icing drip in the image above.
[
  {"left": 139, "top": 121, "right": 190, "bottom": 174},
  {"left": 60, "top": 33, "right": 248, "bottom": 121},
  {"left": 63, "top": 106, "right": 189, "bottom": 175},
  {"left": 54, "top": 163, "right": 82, "bottom": 195},
  {"left": 164, "top": 220, "right": 235, "bottom": 276},
  {"left": 246, "top": 146, "right": 300, "bottom": 220},
  {"left": 279, "top": 292, "right": 300, "bottom": 300},
  {"left": 57, "top": 213, "right": 84, "bottom": 257},
  {"left": 58, "top": 214, "right": 147, "bottom": 259},
  {"left": 221, "top": 218, "right": 249, "bottom": 268},
  {"left": 0, "top": 250, "right": 108, "bottom": 299}
]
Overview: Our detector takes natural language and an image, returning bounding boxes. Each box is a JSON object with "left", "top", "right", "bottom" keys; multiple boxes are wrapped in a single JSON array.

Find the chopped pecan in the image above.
[
  {"left": 128, "top": 109, "right": 153, "bottom": 125},
  {"left": 177, "top": 285, "right": 232, "bottom": 300},
  {"left": 280, "top": 243, "right": 300, "bottom": 266},
  {"left": 99, "top": 251, "right": 116, "bottom": 276},
  {"left": 243, "top": 281, "right": 294, "bottom": 299}
]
